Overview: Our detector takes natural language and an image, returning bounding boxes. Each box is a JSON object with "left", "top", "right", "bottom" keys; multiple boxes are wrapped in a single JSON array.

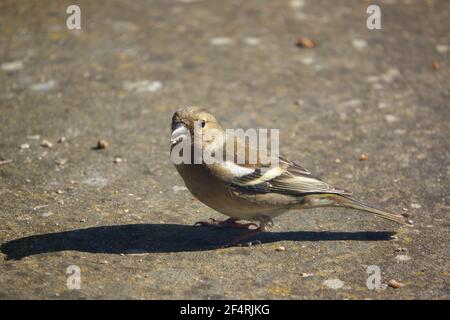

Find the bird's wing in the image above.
[
  {"left": 208, "top": 155, "right": 351, "bottom": 196},
  {"left": 271, "top": 156, "right": 342, "bottom": 193}
]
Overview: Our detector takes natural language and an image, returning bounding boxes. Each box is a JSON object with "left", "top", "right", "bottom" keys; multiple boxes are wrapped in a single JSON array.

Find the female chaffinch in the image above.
[{"left": 170, "top": 107, "right": 412, "bottom": 246}]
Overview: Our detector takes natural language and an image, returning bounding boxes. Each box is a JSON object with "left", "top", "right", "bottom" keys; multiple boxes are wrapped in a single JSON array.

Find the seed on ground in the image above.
[
  {"left": 358, "top": 153, "right": 369, "bottom": 161},
  {"left": 431, "top": 61, "right": 440, "bottom": 70},
  {"left": 388, "top": 279, "right": 402, "bottom": 288},
  {"left": 296, "top": 36, "right": 316, "bottom": 48},
  {"left": 40, "top": 140, "right": 53, "bottom": 148},
  {"left": 96, "top": 139, "right": 109, "bottom": 149}
]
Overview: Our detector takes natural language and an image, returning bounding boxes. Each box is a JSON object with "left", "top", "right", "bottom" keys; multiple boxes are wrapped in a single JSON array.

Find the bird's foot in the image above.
[
  {"left": 194, "top": 218, "right": 258, "bottom": 230},
  {"left": 220, "top": 217, "right": 273, "bottom": 248}
]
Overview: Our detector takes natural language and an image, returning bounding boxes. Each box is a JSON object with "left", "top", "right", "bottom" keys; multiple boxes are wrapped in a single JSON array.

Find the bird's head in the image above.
[{"left": 171, "top": 107, "right": 224, "bottom": 149}]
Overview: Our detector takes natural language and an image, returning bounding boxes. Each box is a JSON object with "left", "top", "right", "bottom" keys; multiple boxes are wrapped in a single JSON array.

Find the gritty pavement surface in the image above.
[{"left": 0, "top": 0, "right": 449, "bottom": 299}]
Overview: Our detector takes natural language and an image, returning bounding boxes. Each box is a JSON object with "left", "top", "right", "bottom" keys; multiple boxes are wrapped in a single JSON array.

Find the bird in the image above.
[{"left": 170, "top": 107, "right": 412, "bottom": 246}]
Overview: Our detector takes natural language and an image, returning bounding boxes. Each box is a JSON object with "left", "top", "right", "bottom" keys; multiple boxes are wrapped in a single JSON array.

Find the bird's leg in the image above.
[
  {"left": 194, "top": 218, "right": 258, "bottom": 229},
  {"left": 222, "top": 217, "right": 273, "bottom": 247}
]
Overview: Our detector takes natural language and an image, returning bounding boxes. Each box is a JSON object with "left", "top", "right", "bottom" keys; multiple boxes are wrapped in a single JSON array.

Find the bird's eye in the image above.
[{"left": 201, "top": 119, "right": 206, "bottom": 128}]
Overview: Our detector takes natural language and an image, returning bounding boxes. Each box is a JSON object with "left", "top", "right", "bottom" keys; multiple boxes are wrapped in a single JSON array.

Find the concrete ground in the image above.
[{"left": 0, "top": 0, "right": 449, "bottom": 299}]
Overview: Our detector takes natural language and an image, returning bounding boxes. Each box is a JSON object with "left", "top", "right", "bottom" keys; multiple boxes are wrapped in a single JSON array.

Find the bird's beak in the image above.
[{"left": 171, "top": 123, "right": 189, "bottom": 146}]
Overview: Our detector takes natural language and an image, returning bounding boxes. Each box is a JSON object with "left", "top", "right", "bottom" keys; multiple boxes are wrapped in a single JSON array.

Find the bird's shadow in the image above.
[{"left": 0, "top": 223, "right": 395, "bottom": 260}]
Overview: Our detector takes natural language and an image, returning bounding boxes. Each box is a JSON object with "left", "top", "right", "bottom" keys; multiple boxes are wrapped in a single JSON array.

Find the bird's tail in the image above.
[
  {"left": 302, "top": 193, "right": 413, "bottom": 225},
  {"left": 335, "top": 195, "right": 412, "bottom": 225}
]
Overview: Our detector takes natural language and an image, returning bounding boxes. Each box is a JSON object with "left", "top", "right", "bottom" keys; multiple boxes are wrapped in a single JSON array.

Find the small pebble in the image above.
[
  {"left": 436, "top": 44, "right": 449, "bottom": 53},
  {"left": 395, "top": 254, "right": 411, "bottom": 263},
  {"left": 416, "top": 153, "right": 427, "bottom": 160},
  {"left": 385, "top": 114, "right": 398, "bottom": 123},
  {"left": 394, "top": 129, "right": 407, "bottom": 135},
  {"left": 410, "top": 203, "right": 421, "bottom": 209},
  {"left": 55, "top": 158, "right": 68, "bottom": 166},
  {"left": 372, "top": 83, "right": 383, "bottom": 90},
  {"left": 1, "top": 60, "right": 24, "bottom": 72},
  {"left": 33, "top": 204, "right": 48, "bottom": 211},
  {"left": 275, "top": 246, "right": 286, "bottom": 252},
  {"left": 395, "top": 247, "right": 408, "bottom": 252},
  {"left": 300, "top": 272, "right": 314, "bottom": 278},
  {"left": 57, "top": 136, "right": 66, "bottom": 143},
  {"left": 300, "top": 56, "right": 314, "bottom": 65},
  {"left": 56, "top": 189, "right": 64, "bottom": 194},
  {"left": 100, "top": 260, "right": 108, "bottom": 264},
  {"left": 30, "top": 80, "right": 56, "bottom": 92},
  {"left": 40, "top": 140, "right": 53, "bottom": 148},
  {"left": 352, "top": 39, "right": 368, "bottom": 49},
  {"left": 113, "top": 157, "right": 123, "bottom": 164},
  {"left": 388, "top": 279, "right": 403, "bottom": 289},
  {"left": 173, "top": 185, "right": 188, "bottom": 192},
  {"left": 80, "top": 218, "right": 86, "bottom": 223},
  {"left": 42, "top": 211, "right": 53, "bottom": 217},
  {"left": 296, "top": 36, "right": 316, "bottom": 48},
  {"left": 20, "top": 143, "right": 30, "bottom": 150},
  {"left": 210, "top": 37, "right": 233, "bottom": 46},
  {"left": 0, "top": 159, "right": 13, "bottom": 165},
  {"left": 243, "top": 37, "right": 261, "bottom": 46},
  {"left": 431, "top": 61, "right": 440, "bottom": 70},
  {"left": 97, "top": 139, "right": 109, "bottom": 149},
  {"left": 358, "top": 153, "right": 369, "bottom": 161},
  {"left": 123, "top": 80, "right": 162, "bottom": 93},
  {"left": 289, "top": 0, "right": 305, "bottom": 8},
  {"left": 323, "top": 278, "right": 344, "bottom": 290}
]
